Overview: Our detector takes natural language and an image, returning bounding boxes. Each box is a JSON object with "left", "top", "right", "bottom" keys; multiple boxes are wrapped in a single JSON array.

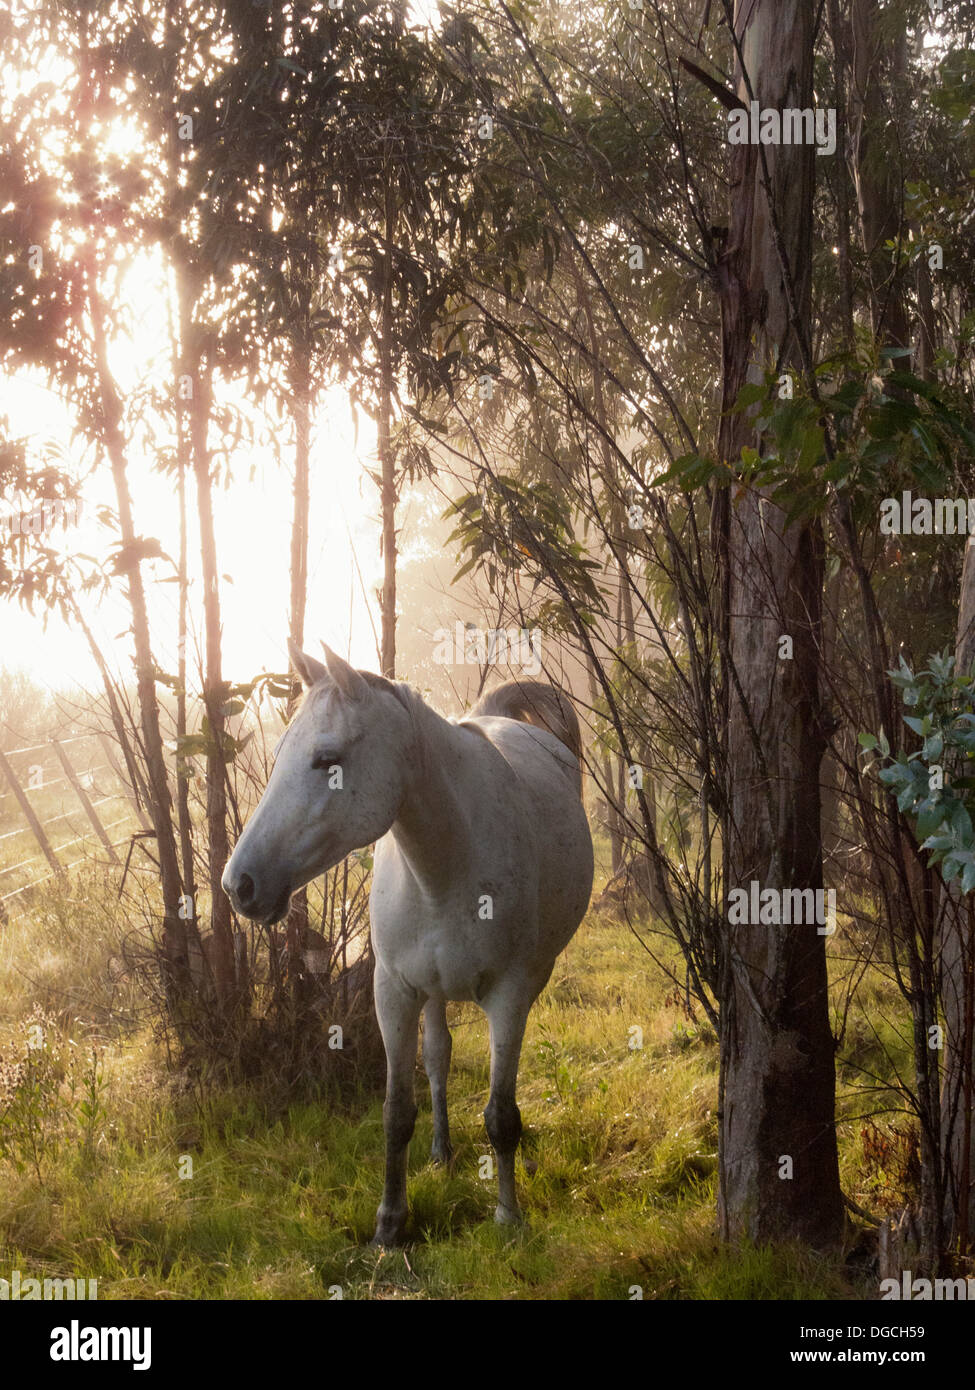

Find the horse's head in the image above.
[{"left": 222, "top": 641, "right": 412, "bottom": 924}]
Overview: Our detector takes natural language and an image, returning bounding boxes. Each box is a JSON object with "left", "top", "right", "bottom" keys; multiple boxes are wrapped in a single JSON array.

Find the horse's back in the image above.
[
  {"left": 462, "top": 713, "right": 593, "bottom": 955},
  {"left": 465, "top": 679, "right": 584, "bottom": 796},
  {"left": 461, "top": 712, "right": 583, "bottom": 801}
]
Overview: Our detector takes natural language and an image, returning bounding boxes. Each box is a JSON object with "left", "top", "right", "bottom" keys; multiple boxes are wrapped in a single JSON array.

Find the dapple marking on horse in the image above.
[{"left": 222, "top": 641, "right": 593, "bottom": 1245}]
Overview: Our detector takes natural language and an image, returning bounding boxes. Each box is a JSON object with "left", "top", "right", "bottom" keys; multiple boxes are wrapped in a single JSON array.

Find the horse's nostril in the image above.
[{"left": 236, "top": 872, "right": 255, "bottom": 907}]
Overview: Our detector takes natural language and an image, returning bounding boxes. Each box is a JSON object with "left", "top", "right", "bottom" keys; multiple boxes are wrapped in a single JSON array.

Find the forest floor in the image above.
[{"left": 0, "top": 855, "right": 915, "bottom": 1300}]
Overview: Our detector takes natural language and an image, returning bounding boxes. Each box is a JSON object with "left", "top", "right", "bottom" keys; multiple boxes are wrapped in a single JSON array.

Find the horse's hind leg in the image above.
[
  {"left": 423, "top": 998, "right": 453, "bottom": 1165},
  {"left": 483, "top": 990, "right": 532, "bottom": 1226},
  {"left": 372, "top": 963, "right": 423, "bottom": 1247}
]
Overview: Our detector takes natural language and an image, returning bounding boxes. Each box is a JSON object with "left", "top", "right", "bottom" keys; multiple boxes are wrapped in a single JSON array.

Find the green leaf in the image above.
[
  {"left": 916, "top": 805, "right": 945, "bottom": 840},
  {"left": 731, "top": 382, "right": 769, "bottom": 411},
  {"left": 943, "top": 857, "right": 962, "bottom": 884}
]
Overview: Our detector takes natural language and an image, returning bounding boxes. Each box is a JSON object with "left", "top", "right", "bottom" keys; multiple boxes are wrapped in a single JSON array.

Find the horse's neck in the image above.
[{"left": 388, "top": 694, "right": 472, "bottom": 890}]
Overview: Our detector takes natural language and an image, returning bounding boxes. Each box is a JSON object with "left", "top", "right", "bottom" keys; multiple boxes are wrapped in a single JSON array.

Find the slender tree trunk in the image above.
[
  {"left": 942, "top": 548, "right": 975, "bottom": 1247},
  {"left": 585, "top": 656, "right": 624, "bottom": 877},
  {"left": 179, "top": 283, "right": 237, "bottom": 1012},
  {"left": 167, "top": 283, "right": 197, "bottom": 934},
  {"left": 380, "top": 0, "right": 407, "bottom": 680},
  {"left": 286, "top": 342, "right": 312, "bottom": 1006},
  {"left": 915, "top": 245, "right": 938, "bottom": 383},
  {"left": 174, "top": 420, "right": 196, "bottom": 916},
  {"left": 827, "top": 0, "right": 856, "bottom": 353},
  {"left": 288, "top": 345, "right": 312, "bottom": 676},
  {"left": 86, "top": 272, "right": 189, "bottom": 1009},
  {"left": 159, "top": 0, "right": 196, "bottom": 949},
  {"left": 715, "top": 0, "right": 843, "bottom": 1248},
  {"left": 379, "top": 180, "right": 397, "bottom": 679},
  {"left": 851, "top": 0, "right": 911, "bottom": 351}
]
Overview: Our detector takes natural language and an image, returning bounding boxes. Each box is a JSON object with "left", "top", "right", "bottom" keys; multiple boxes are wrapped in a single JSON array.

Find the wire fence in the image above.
[{"left": 0, "top": 730, "right": 149, "bottom": 921}]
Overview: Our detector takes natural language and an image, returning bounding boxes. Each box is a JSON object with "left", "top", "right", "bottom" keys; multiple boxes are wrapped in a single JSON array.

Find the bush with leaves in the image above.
[{"left": 862, "top": 651, "right": 975, "bottom": 891}]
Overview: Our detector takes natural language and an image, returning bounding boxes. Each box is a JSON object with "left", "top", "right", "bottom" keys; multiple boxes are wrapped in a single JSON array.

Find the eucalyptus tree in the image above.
[
  {"left": 1, "top": 0, "right": 309, "bottom": 1016},
  {"left": 433, "top": 0, "right": 843, "bottom": 1246},
  {"left": 274, "top": 2, "right": 486, "bottom": 679},
  {"left": 432, "top": 0, "right": 975, "bottom": 1261},
  {"left": 703, "top": 0, "right": 845, "bottom": 1248},
  {"left": 0, "top": 1, "right": 197, "bottom": 1011}
]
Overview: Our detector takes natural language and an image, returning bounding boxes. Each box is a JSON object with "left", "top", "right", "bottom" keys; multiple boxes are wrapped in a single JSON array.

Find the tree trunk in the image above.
[
  {"left": 86, "top": 272, "right": 189, "bottom": 1010},
  {"left": 378, "top": 181, "right": 397, "bottom": 679},
  {"left": 827, "top": 0, "right": 856, "bottom": 352},
  {"left": 160, "top": 0, "right": 197, "bottom": 964},
  {"left": 915, "top": 243, "right": 938, "bottom": 383},
  {"left": 174, "top": 422, "right": 196, "bottom": 919},
  {"left": 851, "top": 0, "right": 911, "bottom": 351},
  {"left": 715, "top": 0, "right": 844, "bottom": 1248},
  {"left": 179, "top": 283, "right": 238, "bottom": 1013},
  {"left": 286, "top": 342, "right": 312, "bottom": 1009},
  {"left": 942, "top": 545, "right": 975, "bottom": 1247},
  {"left": 170, "top": 294, "right": 197, "bottom": 938},
  {"left": 585, "top": 657, "right": 624, "bottom": 877}
]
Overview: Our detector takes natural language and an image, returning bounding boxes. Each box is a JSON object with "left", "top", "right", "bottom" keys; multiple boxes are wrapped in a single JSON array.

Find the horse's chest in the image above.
[{"left": 370, "top": 861, "right": 538, "bottom": 1001}]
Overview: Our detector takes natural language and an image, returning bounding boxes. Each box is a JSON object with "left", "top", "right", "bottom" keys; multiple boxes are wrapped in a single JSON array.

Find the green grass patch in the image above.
[{"left": 0, "top": 873, "right": 911, "bottom": 1299}]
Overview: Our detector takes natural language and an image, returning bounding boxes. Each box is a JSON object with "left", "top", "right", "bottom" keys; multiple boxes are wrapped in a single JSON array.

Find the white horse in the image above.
[{"left": 222, "top": 641, "right": 593, "bottom": 1245}]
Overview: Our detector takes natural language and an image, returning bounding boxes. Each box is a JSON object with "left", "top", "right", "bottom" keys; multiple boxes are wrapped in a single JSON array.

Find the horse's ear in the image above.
[
  {"left": 321, "top": 643, "right": 369, "bottom": 702},
  {"left": 287, "top": 638, "right": 327, "bottom": 689}
]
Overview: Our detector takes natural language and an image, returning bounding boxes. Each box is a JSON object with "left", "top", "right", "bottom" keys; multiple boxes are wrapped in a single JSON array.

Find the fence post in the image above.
[
  {"left": 0, "top": 747, "right": 65, "bottom": 881},
  {"left": 51, "top": 738, "right": 121, "bottom": 865}
]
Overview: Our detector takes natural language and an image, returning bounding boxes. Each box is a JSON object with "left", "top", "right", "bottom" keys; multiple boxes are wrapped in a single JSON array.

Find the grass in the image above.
[{"left": 0, "top": 856, "right": 917, "bottom": 1300}]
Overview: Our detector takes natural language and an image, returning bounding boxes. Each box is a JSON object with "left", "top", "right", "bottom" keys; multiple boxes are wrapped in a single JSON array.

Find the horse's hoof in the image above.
[
  {"left": 371, "top": 1214, "right": 407, "bottom": 1248},
  {"left": 494, "top": 1204, "right": 524, "bottom": 1227},
  {"left": 370, "top": 1231, "right": 404, "bottom": 1248},
  {"left": 430, "top": 1145, "right": 453, "bottom": 1167}
]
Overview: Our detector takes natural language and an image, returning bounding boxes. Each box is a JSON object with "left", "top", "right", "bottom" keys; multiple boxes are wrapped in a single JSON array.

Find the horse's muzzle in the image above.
[{"left": 222, "top": 864, "right": 291, "bottom": 925}]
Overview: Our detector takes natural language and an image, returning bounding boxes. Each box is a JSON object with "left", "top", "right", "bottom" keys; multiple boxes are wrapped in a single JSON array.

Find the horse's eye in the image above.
[{"left": 311, "top": 752, "right": 341, "bottom": 771}]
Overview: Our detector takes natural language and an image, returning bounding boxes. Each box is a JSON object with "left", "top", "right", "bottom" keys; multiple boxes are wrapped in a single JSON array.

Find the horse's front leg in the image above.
[
  {"left": 423, "top": 997, "right": 453, "bottom": 1165},
  {"left": 372, "top": 963, "right": 423, "bottom": 1247},
  {"left": 483, "top": 989, "right": 532, "bottom": 1225}
]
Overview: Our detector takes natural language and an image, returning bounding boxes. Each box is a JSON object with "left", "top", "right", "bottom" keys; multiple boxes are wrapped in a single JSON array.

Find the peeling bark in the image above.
[{"left": 716, "top": 0, "right": 844, "bottom": 1248}]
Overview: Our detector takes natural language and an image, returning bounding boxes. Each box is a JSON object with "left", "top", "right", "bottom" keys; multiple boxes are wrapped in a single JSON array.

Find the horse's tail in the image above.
[{"left": 466, "top": 680, "right": 585, "bottom": 796}]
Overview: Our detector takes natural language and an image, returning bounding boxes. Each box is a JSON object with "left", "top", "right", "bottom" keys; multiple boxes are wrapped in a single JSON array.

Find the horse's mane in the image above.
[{"left": 464, "top": 679, "right": 584, "bottom": 796}]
